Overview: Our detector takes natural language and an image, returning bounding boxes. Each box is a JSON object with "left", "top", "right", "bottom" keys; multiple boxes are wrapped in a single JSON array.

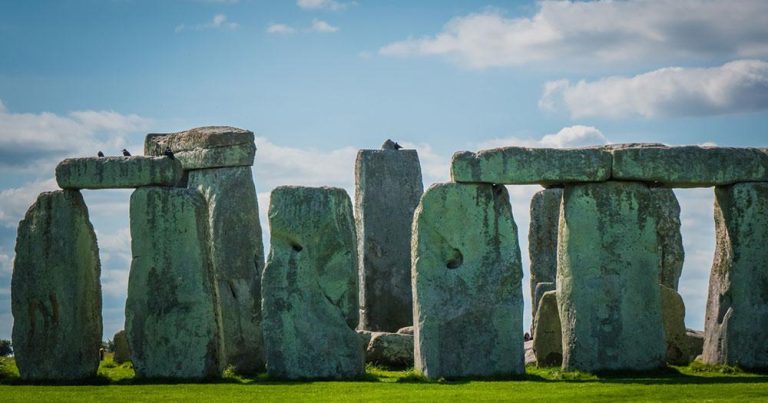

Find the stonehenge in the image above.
[
  {"left": 528, "top": 187, "right": 562, "bottom": 316},
  {"left": 56, "top": 156, "right": 183, "bottom": 189}
]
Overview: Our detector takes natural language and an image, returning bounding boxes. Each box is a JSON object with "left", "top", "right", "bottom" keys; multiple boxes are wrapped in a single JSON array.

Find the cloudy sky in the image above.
[{"left": 1, "top": 0, "right": 768, "bottom": 340}]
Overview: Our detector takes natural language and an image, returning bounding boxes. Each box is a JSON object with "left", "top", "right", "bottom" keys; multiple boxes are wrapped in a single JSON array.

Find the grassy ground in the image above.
[{"left": 2, "top": 356, "right": 768, "bottom": 402}]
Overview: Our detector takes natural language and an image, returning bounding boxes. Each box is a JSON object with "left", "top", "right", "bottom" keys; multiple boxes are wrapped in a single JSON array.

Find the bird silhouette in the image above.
[
  {"left": 122, "top": 149, "right": 131, "bottom": 156},
  {"left": 164, "top": 147, "right": 175, "bottom": 160},
  {"left": 97, "top": 151, "right": 104, "bottom": 158},
  {"left": 394, "top": 142, "right": 403, "bottom": 150}
]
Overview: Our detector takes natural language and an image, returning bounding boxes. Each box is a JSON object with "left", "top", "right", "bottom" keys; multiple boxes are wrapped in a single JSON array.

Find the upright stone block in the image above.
[
  {"left": 703, "top": 182, "right": 768, "bottom": 369},
  {"left": 412, "top": 183, "right": 524, "bottom": 379},
  {"left": 529, "top": 187, "right": 563, "bottom": 315},
  {"left": 661, "top": 285, "right": 690, "bottom": 365},
  {"left": 532, "top": 290, "right": 562, "bottom": 367},
  {"left": 355, "top": 148, "right": 423, "bottom": 331},
  {"left": 187, "top": 166, "right": 265, "bottom": 373},
  {"left": 112, "top": 330, "right": 131, "bottom": 364},
  {"left": 126, "top": 187, "right": 222, "bottom": 379},
  {"left": 651, "top": 188, "right": 685, "bottom": 290},
  {"left": 261, "top": 186, "right": 363, "bottom": 380},
  {"left": 145, "top": 126, "right": 255, "bottom": 170},
  {"left": 56, "top": 156, "right": 183, "bottom": 189},
  {"left": 558, "top": 181, "right": 665, "bottom": 372},
  {"left": 11, "top": 190, "right": 102, "bottom": 381}
]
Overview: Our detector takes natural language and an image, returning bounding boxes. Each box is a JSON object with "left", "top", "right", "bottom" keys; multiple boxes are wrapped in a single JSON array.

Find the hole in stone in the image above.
[
  {"left": 446, "top": 248, "right": 463, "bottom": 269},
  {"left": 291, "top": 242, "right": 303, "bottom": 252}
]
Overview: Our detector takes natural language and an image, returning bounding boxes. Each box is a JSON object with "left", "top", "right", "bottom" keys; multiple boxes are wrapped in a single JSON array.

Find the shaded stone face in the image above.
[
  {"left": 412, "top": 183, "right": 524, "bottom": 379},
  {"left": 558, "top": 181, "right": 665, "bottom": 372},
  {"left": 112, "top": 330, "right": 131, "bottom": 364},
  {"left": 11, "top": 190, "right": 102, "bottom": 381},
  {"left": 56, "top": 156, "right": 182, "bottom": 189},
  {"left": 651, "top": 188, "right": 685, "bottom": 290},
  {"left": 355, "top": 149, "right": 423, "bottom": 332},
  {"left": 703, "top": 182, "right": 768, "bottom": 370},
  {"left": 532, "top": 290, "right": 562, "bottom": 367},
  {"left": 145, "top": 126, "right": 256, "bottom": 170},
  {"left": 451, "top": 147, "right": 612, "bottom": 185},
  {"left": 187, "top": 166, "right": 265, "bottom": 374},
  {"left": 261, "top": 186, "right": 363, "bottom": 380},
  {"left": 126, "top": 187, "right": 222, "bottom": 379},
  {"left": 661, "top": 285, "right": 690, "bottom": 365},
  {"left": 528, "top": 188, "right": 563, "bottom": 316},
  {"left": 358, "top": 330, "right": 414, "bottom": 368}
]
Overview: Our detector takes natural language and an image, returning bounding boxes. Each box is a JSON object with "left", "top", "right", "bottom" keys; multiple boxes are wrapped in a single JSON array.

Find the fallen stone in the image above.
[
  {"left": 397, "top": 326, "right": 414, "bottom": 335},
  {"left": 451, "top": 147, "right": 612, "bottom": 185},
  {"left": 686, "top": 329, "right": 705, "bottom": 360},
  {"left": 126, "top": 187, "right": 222, "bottom": 379},
  {"left": 529, "top": 188, "right": 563, "bottom": 316},
  {"left": 261, "top": 186, "right": 364, "bottom": 380},
  {"left": 11, "top": 190, "right": 102, "bottom": 381},
  {"left": 703, "top": 182, "right": 768, "bottom": 370},
  {"left": 112, "top": 330, "right": 131, "bottom": 364},
  {"left": 187, "top": 166, "right": 265, "bottom": 374},
  {"left": 355, "top": 148, "right": 423, "bottom": 331},
  {"left": 558, "top": 181, "right": 666, "bottom": 372},
  {"left": 611, "top": 145, "right": 768, "bottom": 187},
  {"left": 363, "top": 331, "right": 414, "bottom": 368},
  {"left": 661, "top": 285, "right": 690, "bottom": 365},
  {"left": 651, "top": 188, "right": 685, "bottom": 290},
  {"left": 145, "top": 126, "right": 256, "bottom": 170},
  {"left": 55, "top": 156, "right": 182, "bottom": 189},
  {"left": 412, "top": 183, "right": 524, "bottom": 379},
  {"left": 532, "top": 290, "right": 562, "bottom": 367}
]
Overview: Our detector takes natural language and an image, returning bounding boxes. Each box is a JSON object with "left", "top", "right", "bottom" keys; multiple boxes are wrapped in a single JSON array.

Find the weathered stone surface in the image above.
[
  {"left": 651, "top": 188, "right": 685, "bottom": 290},
  {"left": 661, "top": 285, "right": 689, "bottom": 365},
  {"left": 611, "top": 145, "right": 768, "bottom": 187},
  {"left": 412, "top": 183, "right": 524, "bottom": 379},
  {"left": 262, "top": 186, "right": 363, "bottom": 379},
  {"left": 532, "top": 291, "right": 562, "bottom": 367},
  {"left": 55, "top": 156, "right": 182, "bottom": 189},
  {"left": 529, "top": 188, "right": 563, "bottom": 316},
  {"left": 112, "top": 330, "right": 131, "bottom": 364},
  {"left": 363, "top": 331, "right": 414, "bottom": 368},
  {"left": 703, "top": 182, "right": 768, "bottom": 369},
  {"left": 187, "top": 166, "right": 265, "bottom": 373},
  {"left": 397, "top": 326, "right": 414, "bottom": 335},
  {"left": 355, "top": 148, "right": 423, "bottom": 331},
  {"left": 451, "top": 147, "right": 612, "bottom": 185},
  {"left": 558, "top": 181, "right": 666, "bottom": 372},
  {"left": 126, "top": 187, "right": 222, "bottom": 379},
  {"left": 11, "top": 190, "right": 102, "bottom": 381},
  {"left": 686, "top": 329, "right": 705, "bottom": 359},
  {"left": 145, "top": 126, "right": 256, "bottom": 170},
  {"left": 533, "top": 282, "right": 556, "bottom": 318},
  {"left": 524, "top": 340, "right": 536, "bottom": 365}
]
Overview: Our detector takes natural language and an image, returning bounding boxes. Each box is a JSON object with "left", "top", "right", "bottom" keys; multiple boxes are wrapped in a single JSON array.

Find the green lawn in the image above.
[{"left": 2, "top": 356, "right": 768, "bottom": 402}]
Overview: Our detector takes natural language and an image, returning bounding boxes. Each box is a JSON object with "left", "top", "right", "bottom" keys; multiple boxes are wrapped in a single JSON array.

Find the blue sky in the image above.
[{"left": 1, "top": 0, "right": 768, "bottom": 340}]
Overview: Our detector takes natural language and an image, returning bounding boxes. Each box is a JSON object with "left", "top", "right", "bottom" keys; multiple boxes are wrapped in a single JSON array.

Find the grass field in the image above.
[{"left": 2, "top": 356, "right": 768, "bottom": 402}]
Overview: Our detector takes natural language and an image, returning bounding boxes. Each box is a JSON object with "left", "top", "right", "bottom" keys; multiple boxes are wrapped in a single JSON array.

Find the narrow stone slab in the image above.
[
  {"left": 412, "top": 183, "right": 524, "bottom": 379},
  {"left": 11, "top": 190, "right": 102, "bottom": 381},
  {"left": 703, "top": 182, "right": 768, "bottom": 370},
  {"left": 661, "top": 285, "right": 690, "bottom": 365},
  {"left": 651, "top": 188, "right": 685, "bottom": 290},
  {"left": 126, "top": 187, "right": 222, "bottom": 379},
  {"left": 529, "top": 187, "right": 562, "bottom": 316},
  {"left": 612, "top": 145, "right": 768, "bottom": 187},
  {"left": 55, "top": 156, "right": 182, "bottom": 189},
  {"left": 558, "top": 181, "right": 665, "bottom": 372},
  {"left": 262, "top": 186, "right": 363, "bottom": 380},
  {"left": 112, "top": 330, "right": 131, "bottom": 364},
  {"left": 451, "top": 147, "right": 611, "bottom": 185},
  {"left": 532, "top": 290, "right": 562, "bottom": 367},
  {"left": 145, "top": 126, "right": 255, "bottom": 170},
  {"left": 355, "top": 148, "right": 423, "bottom": 332},
  {"left": 188, "top": 166, "right": 265, "bottom": 374}
]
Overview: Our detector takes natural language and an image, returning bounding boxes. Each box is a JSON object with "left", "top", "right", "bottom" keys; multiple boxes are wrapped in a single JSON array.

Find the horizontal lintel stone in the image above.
[
  {"left": 144, "top": 126, "right": 255, "bottom": 170},
  {"left": 55, "top": 156, "right": 182, "bottom": 189}
]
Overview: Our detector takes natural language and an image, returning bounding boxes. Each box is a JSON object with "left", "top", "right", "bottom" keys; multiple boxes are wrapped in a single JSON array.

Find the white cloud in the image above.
[
  {"left": 0, "top": 253, "right": 11, "bottom": 275},
  {"left": 0, "top": 178, "right": 59, "bottom": 228},
  {"left": 297, "top": 0, "right": 347, "bottom": 11},
  {"left": 379, "top": 1, "right": 768, "bottom": 69},
  {"left": 176, "top": 14, "right": 239, "bottom": 33},
  {"left": 310, "top": 19, "right": 339, "bottom": 33},
  {"left": 475, "top": 125, "right": 607, "bottom": 150},
  {"left": 540, "top": 59, "right": 768, "bottom": 118},
  {"left": 266, "top": 23, "right": 297, "bottom": 35}
]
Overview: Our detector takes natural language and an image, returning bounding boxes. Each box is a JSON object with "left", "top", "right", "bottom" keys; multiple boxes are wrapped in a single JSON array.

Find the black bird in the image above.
[
  {"left": 122, "top": 149, "right": 131, "bottom": 156},
  {"left": 97, "top": 151, "right": 104, "bottom": 158},
  {"left": 394, "top": 142, "right": 403, "bottom": 150},
  {"left": 164, "top": 147, "right": 175, "bottom": 160}
]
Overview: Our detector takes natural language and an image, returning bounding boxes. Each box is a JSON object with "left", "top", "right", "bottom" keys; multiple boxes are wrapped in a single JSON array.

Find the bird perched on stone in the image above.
[
  {"left": 164, "top": 146, "right": 175, "bottom": 160},
  {"left": 381, "top": 139, "right": 404, "bottom": 150},
  {"left": 122, "top": 149, "right": 131, "bottom": 156},
  {"left": 97, "top": 151, "right": 104, "bottom": 158}
]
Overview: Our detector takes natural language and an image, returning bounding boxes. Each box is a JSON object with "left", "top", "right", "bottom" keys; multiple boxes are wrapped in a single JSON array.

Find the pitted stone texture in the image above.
[
  {"left": 262, "top": 186, "right": 363, "bottom": 380},
  {"left": 703, "top": 182, "right": 768, "bottom": 370},
  {"left": 451, "top": 147, "right": 611, "bottom": 185},
  {"left": 187, "top": 166, "right": 265, "bottom": 373},
  {"left": 532, "top": 291, "right": 562, "bottom": 367},
  {"left": 529, "top": 187, "right": 562, "bottom": 316},
  {"left": 355, "top": 149, "right": 423, "bottom": 331},
  {"left": 112, "top": 330, "right": 131, "bottom": 364},
  {"left": 661, "top": 285, "right": 690, "bottom": 365},
  {"left": 361, "top": 331, "right": 414, "bottom": 368},
  {"left": 651, "top": 188, "right": 685, "bottom": 290},
  {"left": 686, "top": 330, "right": 704, "bottom": 359},
  {"left": 558, "top": 181, "right": 665, "bottom": 372},
  {"left": 126, "top": 187, "right": 222, "bottom": 379},
  {"left": 412, "top": 183, "right": 524, "bottom": 379},
  {"left": 397, "top": 326, "right": 414, "bottom": 335},
  {"left": 11, "top": 190, "right": 102, "bottom": 381},
  {"left": 145, "top": 126, "right": 255, "bottom": 170},
  {"left": 611, "top": 145, "right": 768, "bottom": 187},
  {"left": 56, "top": 156, "right": 182, "bottom": 189}
]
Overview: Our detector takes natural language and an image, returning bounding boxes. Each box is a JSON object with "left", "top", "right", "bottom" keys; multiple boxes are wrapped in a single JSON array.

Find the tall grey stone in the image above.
[
  {"left": 355, "top": 147, "right": 423, "bottom": 331},
  {"left": 529, "top": 187, "right": 563, "bottom": 316},
  {"left": 126, "top": 187, "right": 222, "bottom": 379},
  {"left": 558, "top": 181, "right": 665, "bottom": 372},
  {"left": 187, "top": 166, "right": 265, "bottom": 373},
  {"left": 112, "top": 330, "right": 131, "bottom": 364},
  {"left": 11, "top": 190, "right": 102, "bottom": 381},
  {"left": 56, "top": 156, "right": 183, "bottom": 189},
  {"left": 145, "top": 126, "right": 255, "bottom": 170},
  {"left": 412, "top": 183, "right": 524, "bottom": 379},
  {"left": 532, "top": 290, "right": 562, "bottom": 367},
  {"left": 651, "top": 188, "right": 685, "bottom": 290},
  {"left": 261, "top": 186, "right": 363, "bottom": 380},
  {"left": 703, "top": 182, "right": 768, "bottom": 370},
  {"left": 661, "top": 285, "right": 690, "bottom": 365}
]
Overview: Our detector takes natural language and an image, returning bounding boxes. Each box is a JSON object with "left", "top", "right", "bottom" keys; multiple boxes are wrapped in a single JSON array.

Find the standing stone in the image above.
[
  {"left": 558, "top": 181, "right": 665, "bottom": 372},
  {"left": 187, "top": 166, "right": 265, "bottom": 373},
  {"left": 11, "top": 190, "right": 102, "bottom": 381},
  {"left": 651, "top": 188, "right": 685, "bottom": 290},
  {"left": 412, "top": 183, "right": 524, "bottom": 379},
  {"left": 529, "top": 187, "right": 563, "bottom": 316},
  {"left": 261, "top": 186, "right": 363, "bottom": 379},
  {"left": 703, "top": 182, "right": 768, "bottom": 370},
  {"left": 355, "top": 147, "right": 423, "bottom": 331},
  {"left": 661, "top": 285, "right": 690, "bottom": 365},
  {"left": 532, "top": 290, "right": 562, "bottom": 367},
  {"left": 112, "top": 330, "right": 131, "bottom": 364},
  {"left": 126, "top": 187, "right": 222, "bottom": 379}
]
